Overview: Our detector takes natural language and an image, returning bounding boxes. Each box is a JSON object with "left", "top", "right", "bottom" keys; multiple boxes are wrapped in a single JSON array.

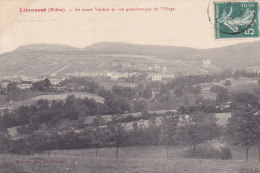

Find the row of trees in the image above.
[
  {"left": 233, "top": 70, "right": 260, "bottom": 79},
  {"left": 1, "top": 110, "right": 221, "bottom": 159},
  {"left": 1, "top": 78, "right": 101, "bottom": 93},
  {"left": 1, "top": 92, "right": 260, "bottom": 160},
  {"left": 0, "top": 95, "right": 130, "bottom": 129}
]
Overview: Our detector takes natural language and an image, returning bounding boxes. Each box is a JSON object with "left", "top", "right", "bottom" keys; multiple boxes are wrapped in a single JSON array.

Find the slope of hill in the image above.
[
  {"left": 0, "top": 41, "right": 259, "bottom": 77},
  {"left": 83, "top": 42, "right": 199, "bottom": 59},
  {"left": 15, "top": 43, "right": 76, "bottom": 52}
]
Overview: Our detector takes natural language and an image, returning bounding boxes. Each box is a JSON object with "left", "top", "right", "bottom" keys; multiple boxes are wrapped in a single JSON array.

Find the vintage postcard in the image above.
[{"left": 0, "top": 0, "right": 260, "bottom": 173}]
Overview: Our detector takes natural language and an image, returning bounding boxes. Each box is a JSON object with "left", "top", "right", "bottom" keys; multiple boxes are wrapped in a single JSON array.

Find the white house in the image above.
[
  {"left": 49, "top": 78, "right": 62, "bottom": 85},
  {"left": 17, "top": 83, "right": 32, "bottom": 90}
]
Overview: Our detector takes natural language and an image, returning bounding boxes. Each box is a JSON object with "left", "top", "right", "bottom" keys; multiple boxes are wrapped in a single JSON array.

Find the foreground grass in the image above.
[
  {"left": 1, "top": 155, "right": 259, "bottom": 173},
  {"left": 0, "top": 146, "right": 259, "bottom": 173}
]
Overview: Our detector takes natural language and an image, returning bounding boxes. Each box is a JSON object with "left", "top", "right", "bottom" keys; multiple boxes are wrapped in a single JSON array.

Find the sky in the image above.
[{"left": 0, "top": 0, "right": 259, "bottom": 54}]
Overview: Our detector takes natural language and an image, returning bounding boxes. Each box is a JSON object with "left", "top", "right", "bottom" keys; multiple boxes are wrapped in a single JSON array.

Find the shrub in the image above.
[
  {"left": 220, "top": 146, "right": 232, "bottom": 159},
  {"left": 123, "top": 114, "right": 138, "bottom": 123},
  {"left": 182, "top": 142, "right": 232, "bottom": 160}
]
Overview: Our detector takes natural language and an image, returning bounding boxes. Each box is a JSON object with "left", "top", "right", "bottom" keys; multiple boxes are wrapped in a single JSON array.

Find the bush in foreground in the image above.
[{"left": 182, "top": 142, "right": 232, "bottom": 160}]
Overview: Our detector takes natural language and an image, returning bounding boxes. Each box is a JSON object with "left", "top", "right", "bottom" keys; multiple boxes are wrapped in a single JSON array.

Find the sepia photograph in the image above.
[{"left": 0, "top": 0, "right": 260, "bottom": 172}]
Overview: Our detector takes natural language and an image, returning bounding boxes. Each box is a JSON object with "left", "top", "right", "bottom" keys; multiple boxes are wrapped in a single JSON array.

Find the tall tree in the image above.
[
  {"left": 227, "top": 105, "right": 260, "bottom": 160},
  {"left": 32, "top": 78, "right": 51, "bottom": 91},
  {"left": 91, "top": 115, "right": 106, "bottom": 157},
  {"left": 0, "top": 130, "right": 11, "bottom": 153},
  {"left": 160, "top": 114, "right": 180, "bottom": 159},
  {"left": 106, "top": 115, "right": 126, "bottom": 158},
  {"left": 180, "top": 110, "right": 219, "bottom": 156},
  {"left": 7, "top": 82, "right": 18, "bottom": 93},
  {"left": 224, "top": 80, "right": 231, "bottom": 87},
  {"left": 64, "top": 95, "right": 80, "bottom": 120}
]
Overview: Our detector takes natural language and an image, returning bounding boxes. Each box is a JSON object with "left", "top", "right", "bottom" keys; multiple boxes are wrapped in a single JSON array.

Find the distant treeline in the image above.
[
  {"left": 5, "top": 110, "right": 221, "bottom": 157},
  {"left": 233, "top": 70, "right": 260, "bottom": 78},
  {"left": 0, "top": 95, "right": 129, "bottom": 129}
]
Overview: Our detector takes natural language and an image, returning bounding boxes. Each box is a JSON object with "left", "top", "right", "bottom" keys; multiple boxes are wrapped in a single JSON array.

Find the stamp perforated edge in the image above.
[{"left": 211, "top": 0, "right": 259, "bottom": 40}]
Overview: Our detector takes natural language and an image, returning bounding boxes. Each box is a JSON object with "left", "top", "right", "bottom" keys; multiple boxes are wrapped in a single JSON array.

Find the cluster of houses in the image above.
[
  {"left": 0, "top": 80, "right": 86, "bottom": 93},
  {"left": 0, "top": 69, "right": 176, "bottom": 92},
  {"left": 148, "top": 73, "right": 175, "bottom": 82},
  {"left": 0, "top": 81, "right": 33, "bottom": 90},
  {"left": 0, "top": 75, "right": 63, "bottom": 85},
  {"left": 0, "top": 75, "right": 64, "bottom": 91},
  {"left": 106, "top": 72, "right": 140, "bottom": 80},
  {"left": 65, "top": 71, "right": 175, "bottom": 82},
  {"left": 66, "top": 72, "right": 107, "bottom": 78}
]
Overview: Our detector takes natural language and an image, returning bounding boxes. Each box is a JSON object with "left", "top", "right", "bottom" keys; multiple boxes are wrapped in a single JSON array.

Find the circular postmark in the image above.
[{"left": 218, "top": 12, "right": 256, "bottom": 35}]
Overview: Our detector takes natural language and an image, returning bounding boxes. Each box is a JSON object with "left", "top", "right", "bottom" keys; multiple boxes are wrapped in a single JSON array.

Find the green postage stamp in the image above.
[{"left": 215, "top": 1, "right": 259, "bottom": 39}]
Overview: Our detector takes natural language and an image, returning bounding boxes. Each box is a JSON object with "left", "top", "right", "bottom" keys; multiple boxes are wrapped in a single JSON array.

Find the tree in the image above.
[
  {"left": 37, "top": 99, "right": 49, "bottom": 110},
  {"left": 64, "top": 95, "right": 80, "bottom": 120},
  {"left": 220, "top": 69, "right": 232, "bottom": 79},
  {"left": 42, "top": 78, "right": 51, "bottom": 89},
  {"left": 210, "top": 85, "right": 229, "bottom": 105},
  {"left": 7, "top": 82, "right": 18, "bottom": 93},
  {"left": 191, "top": 85, "right": 202, "bottom": 96},
  {"left": 160, "top": 114, "right": 180, "bottom": 159},
  {"left": 106, "top": 115, "right": 126, "bottom": 158},
  {"left": 231, "top": 92, "right": 258, "bottom": 109},
  {"left": 174, "top": 87, "right": 183, "bottom": 97},
  {"left": 0, "top": 110, "right": 19, "bottom": 129},
  {"left": 226, "top": 105, "right": 260, "bottom": 160},
  {"left": 85, "top": 80, "right": 100, "bottom": 94},
  {"left": 141, "top": 87, "right": 152, "bottom": 99},
  {"left": 129, "top": 121, "right": 139, "bottom": 145},
  {"left": 97, "top": 87, "right": 113, "bottom": 98},
  {"left": 91, "top": 115, "right": 106, "bottom": 157},
  {"left": 0, "top": 130, "right": 11, "bottom": 153},
  {"left": 32, "top": 78, "right": 51, "bottom": 91},
  {"left": 180, "top": 110, "right": 219, "bottom": 156},
  {"left": 37, "top": 99, "right": 51, "bottom": 123},
  {"left": 224, "top": 80, "right": 231, "bottom": 87},
  {"left": 16, "top": 106, "right": 30, "bottom": 125},
  {"left": 233, "top": 71, "right": 240, "bottom": 80},
  {"left": 145, "top": 117, "right": 161, "bottom": 146},
  {"left": 112, "top": 86, "right": 136, "bottom": 100},
  {"left": 133, "top": 99, "right": 147, "bottom": 112},
  {"left": 105, "top": 96, "right": 130, "bottom": 114}
]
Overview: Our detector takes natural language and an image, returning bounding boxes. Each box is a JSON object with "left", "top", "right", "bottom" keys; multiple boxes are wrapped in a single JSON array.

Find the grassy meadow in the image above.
[
  {"left": 200, "top": 77, "right": 259, "bottom": 100},
  {"left": 0, "top": 146, "right": 259, "bottom": 173}
]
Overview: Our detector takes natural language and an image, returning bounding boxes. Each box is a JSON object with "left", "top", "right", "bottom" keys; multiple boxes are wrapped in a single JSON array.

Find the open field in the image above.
[
  {"left": 50, "top": 145, "right": 259, "bottom": 161},
  {"left": 30, "top": 92, "right": 104, "bottom": 103},
  {"left": 226, "top": 78, "right": 259, "bottom": 92},
  {"left": 200, "top": 77, "right": 259, "bottom": 100},
  {"left": 0, "top": 146, "right": 259, "bottom": 173},
  {"left": 0, "top": 92, "right": 104, "bottom": 110}
]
